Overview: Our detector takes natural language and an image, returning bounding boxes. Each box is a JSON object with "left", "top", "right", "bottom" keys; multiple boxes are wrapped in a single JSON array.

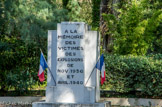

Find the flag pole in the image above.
[
  {"left": 84, "top": 55, "right": 101, "bottom": 86},
  {"left": 40, "top": 49, "right": 56, "bottom": 86},
  {"left": 85, "top": 66, "right": 96, "bottom": 86}
]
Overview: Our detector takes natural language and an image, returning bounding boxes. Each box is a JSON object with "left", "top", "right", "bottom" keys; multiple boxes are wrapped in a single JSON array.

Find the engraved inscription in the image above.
[{"left": 57, "top": 24, "right": 84, "bottom": 85}]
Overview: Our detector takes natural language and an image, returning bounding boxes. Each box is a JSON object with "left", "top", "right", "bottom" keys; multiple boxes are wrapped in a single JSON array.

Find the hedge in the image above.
[
  {"left": 103, "top": 54, "right": 162, "bottom": 97},
  {"left": 0, "top": 36, "right": 46, "bottom": 94}
]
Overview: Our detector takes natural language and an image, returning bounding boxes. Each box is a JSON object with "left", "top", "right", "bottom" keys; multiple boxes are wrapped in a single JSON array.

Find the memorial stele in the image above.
[{"left": 33, "top": 22, "right": 111, "bottom": 107}]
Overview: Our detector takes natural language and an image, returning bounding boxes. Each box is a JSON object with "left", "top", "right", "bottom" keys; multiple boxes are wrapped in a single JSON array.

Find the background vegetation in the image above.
[
  {"left": 0, "top": 0, "right": 161, "bottom": 98},
  {"left": 103, "top": 54, "right": 162, "bottom": 98},
  {"left": 103, "top": 0, "right": 162, "bottom": 55}
]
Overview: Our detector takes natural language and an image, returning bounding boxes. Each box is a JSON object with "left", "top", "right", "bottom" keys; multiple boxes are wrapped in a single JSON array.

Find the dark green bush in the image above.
[
  {"left": 0, "top": 36, "right": 45, "bottom": 94},
  {"left": 103, "top": 54, "right": 162, "bottom": 97}
]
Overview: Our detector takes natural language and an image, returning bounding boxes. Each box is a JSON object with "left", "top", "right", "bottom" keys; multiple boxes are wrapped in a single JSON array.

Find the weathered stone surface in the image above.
[
  {"left": 32, "top": 101, "right": 111, "bottom": 107},
  {"left": 46, "top": 22, "right": 100, "bottom": 103}
]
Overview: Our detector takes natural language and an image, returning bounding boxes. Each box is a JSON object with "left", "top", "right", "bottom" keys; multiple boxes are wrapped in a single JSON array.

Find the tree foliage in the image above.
[
  {"left": 0, "top": 0, "right": 68, "bottom": 92},
  {"left": 103, "top": 0, "right": 162, "bottom": 55},
  {"left": 1, "top": 0, "right": 68, "bottom": 44},
  {"left": 92, "top": 0, "right": 101, "bottom": 29},
  {"left": 67, "top": 0, "right": 81, "bottom": 21},
  {"left": 65, "top": 0, "right": 92, "bottom": 24},
  {"left": 62, "top": 0, "right": 69, "bottom": 9}
]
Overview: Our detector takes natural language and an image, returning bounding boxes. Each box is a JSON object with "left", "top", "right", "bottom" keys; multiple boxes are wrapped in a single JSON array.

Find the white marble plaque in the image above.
[{"left": 57, "top": 22, "right": 85, "bottom": 86}]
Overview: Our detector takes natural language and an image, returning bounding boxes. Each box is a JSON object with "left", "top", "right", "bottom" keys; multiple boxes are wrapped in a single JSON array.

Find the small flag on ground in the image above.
[
  {"left": 96, "top": 54, "right": 106, "bottom": 85},
  {"left": 38, "top": 52, "right": 48, "bottom": 82}
]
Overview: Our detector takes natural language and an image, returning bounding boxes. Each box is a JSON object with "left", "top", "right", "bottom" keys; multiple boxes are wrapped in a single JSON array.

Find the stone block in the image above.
[{"left": 32, "top": 101, "right": 111, "bottom": 107}]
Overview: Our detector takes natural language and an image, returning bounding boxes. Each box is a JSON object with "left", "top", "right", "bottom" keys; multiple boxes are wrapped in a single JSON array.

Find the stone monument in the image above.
[{"left": 33, "top": 22, "right": 111, "bottom": 107}]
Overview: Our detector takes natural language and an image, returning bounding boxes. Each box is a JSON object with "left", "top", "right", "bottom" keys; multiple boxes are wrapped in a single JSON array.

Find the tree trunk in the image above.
[
  {"left": 100, "top": 0, "right": 110, "bottom": 52},
  {"left": 100, "top": 0, "right": 119, "bottom": 52}
]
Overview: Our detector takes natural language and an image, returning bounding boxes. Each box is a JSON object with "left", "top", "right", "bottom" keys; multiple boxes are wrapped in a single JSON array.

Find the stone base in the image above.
[
  {"left": 32, "top": 101, "right": 111, "bottom": 107},
  {"left": 46, "top": 86, "right": 96, "bottom": 103}
]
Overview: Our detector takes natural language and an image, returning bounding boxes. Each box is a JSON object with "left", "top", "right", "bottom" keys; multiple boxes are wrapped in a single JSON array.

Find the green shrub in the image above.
[
  {"left": 103, "top": 54, "right": 162, "bottom": 97},
  {"left": 0, "top": 36, "right": 44, "bottom": 93}
]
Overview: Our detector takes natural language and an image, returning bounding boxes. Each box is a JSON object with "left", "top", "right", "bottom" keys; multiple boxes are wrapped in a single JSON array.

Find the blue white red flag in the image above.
[
  {"left": 96, "top": 54, "right": 106, "bottom": 85},
  {"left": 38, "top": 52, "right": 48, "bottom": 82}
]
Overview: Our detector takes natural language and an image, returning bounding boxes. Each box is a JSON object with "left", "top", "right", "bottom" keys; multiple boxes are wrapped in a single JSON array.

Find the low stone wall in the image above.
[
  {"left": 0, "top": 97, "right": 161, "bottom": 107},
  {"left": 0, "top": 97, "right": 45, "bottom": 105},
  {"left": 101, "top": 98, "right": 162, "bottom": 107}
]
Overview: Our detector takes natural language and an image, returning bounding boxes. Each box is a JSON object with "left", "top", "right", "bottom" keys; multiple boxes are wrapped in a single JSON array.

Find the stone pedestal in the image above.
[
  {"left": 46, "top": 86, "right": 96, "bottom": 103},
  {"left": 33, "top": 101, "right": 111, "bottom": 107}
]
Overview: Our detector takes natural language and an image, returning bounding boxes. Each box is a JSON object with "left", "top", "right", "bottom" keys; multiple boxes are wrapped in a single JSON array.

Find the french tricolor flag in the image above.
[
  {"left": 38, "top": 52, "right": 48, "bottom": 82},
  {"left": 96, "top": 54, "right": 106, "bottom": 85}
]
